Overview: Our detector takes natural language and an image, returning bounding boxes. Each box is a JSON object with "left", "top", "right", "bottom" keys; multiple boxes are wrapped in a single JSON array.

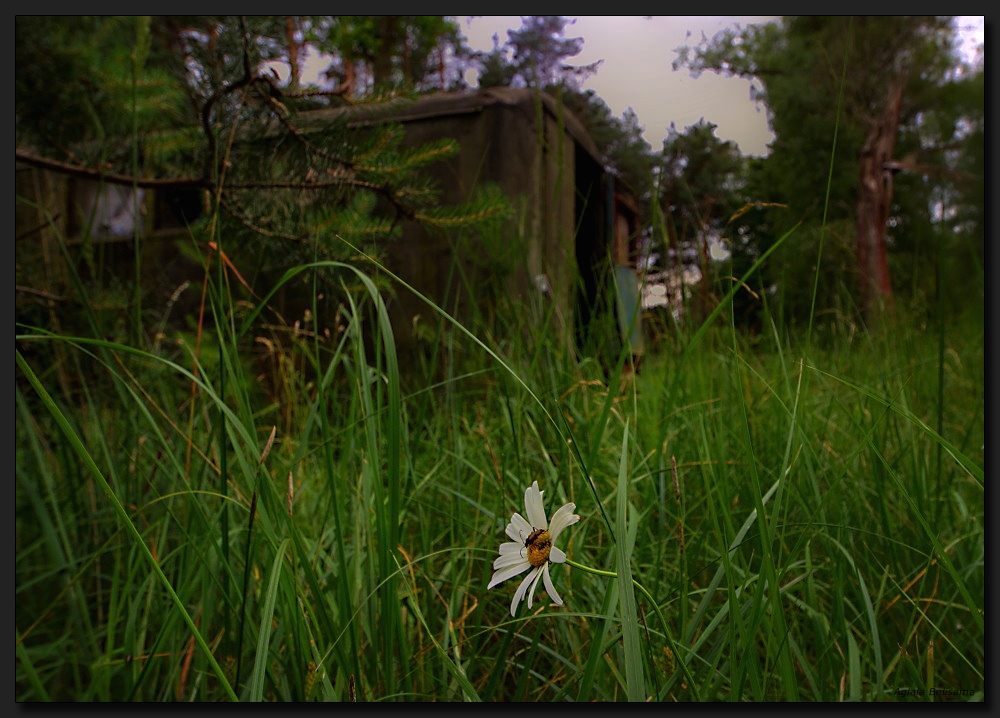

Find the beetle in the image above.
[{"left": 521, "top": 527, "right": 552, "bottom": 567}]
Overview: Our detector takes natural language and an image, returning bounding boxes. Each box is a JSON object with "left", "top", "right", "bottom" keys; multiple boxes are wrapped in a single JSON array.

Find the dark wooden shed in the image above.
[
  {"left": 290, "top": 87, "right": 620, "bottom": 360},
  {"left": 16, "top": 87, "right": 629, "bottom": 364}
]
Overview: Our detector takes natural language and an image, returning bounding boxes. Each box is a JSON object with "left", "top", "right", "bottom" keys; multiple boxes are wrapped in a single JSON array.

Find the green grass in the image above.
[{"left": 15, "top": 222, "right": 984, "bottom": 701}]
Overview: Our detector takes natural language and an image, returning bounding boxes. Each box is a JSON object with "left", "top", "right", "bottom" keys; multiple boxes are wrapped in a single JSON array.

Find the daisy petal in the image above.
[
  {"left": 524, "top": 481, "right": 548, "bottom": 530},
  {"left": 548, "top": 503, "right": 580, "bottom": 540},
  {"left": 497, "top": 541, "right": 525, "bottom": 556},
  {"left": 506, "top": 513, "right": 532, "bottom": 542},
  {"left": 548, "top": 545, "right": 566, "bottom": 564},
  {"left": 511, "top": 567, "right": 541, "bottom": 616},
  {"left": 542, "top": 563, "right": 564, "bottom": 605},
  {"left": 493, "top": 551, "right": 528, "bottom": 570},
  {"left": 489, "top": 561, "right": 531, "bottom": 589},
  {"left": 523, "top": 566, "right": 546, "bottom": 610}
]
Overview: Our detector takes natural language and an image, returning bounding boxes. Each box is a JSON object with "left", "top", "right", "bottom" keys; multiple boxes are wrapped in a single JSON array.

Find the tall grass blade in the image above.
[
  {"left": 15, "top": 349, "right": 238, "bottom": 702},
  {"left": 246, "top": 538, "right": 290, "bottom": 701},
  {"left": 615, "top": 421, "right": 645, "bottom": 701}
]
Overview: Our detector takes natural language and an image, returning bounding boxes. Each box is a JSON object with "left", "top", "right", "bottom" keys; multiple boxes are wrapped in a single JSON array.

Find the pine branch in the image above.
[
  {"left": 14, "top": 149, "right": 206, "bottom": 190},
  {"left": 218, "top": 194, "right": 306, "bottom": 242}
]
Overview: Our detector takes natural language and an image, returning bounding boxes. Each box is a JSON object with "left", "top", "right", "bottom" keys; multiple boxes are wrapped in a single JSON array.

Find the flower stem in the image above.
[
  {"left": 565, "top": 558, "right": 660, "bottom": 616},
  {"left": 564, "top": 557, "right": 700, "bottom": 700},
  {"left": 564, "top": 558, "right": 617, "bottom": 578}
]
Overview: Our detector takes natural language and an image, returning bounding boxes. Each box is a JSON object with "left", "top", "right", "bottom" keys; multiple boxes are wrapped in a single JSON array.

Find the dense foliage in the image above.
[
  {"left": 672, "top": 16, "right": 984, "bottom": 330},
  {"left": 15, "top": 15, "right": 512, "bottom": 359}
]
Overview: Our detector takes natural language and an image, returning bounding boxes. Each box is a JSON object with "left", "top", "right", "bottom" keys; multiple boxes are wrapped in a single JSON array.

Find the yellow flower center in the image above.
[{"left": 525, "top": 529, "right": 552, "bottom": 567}]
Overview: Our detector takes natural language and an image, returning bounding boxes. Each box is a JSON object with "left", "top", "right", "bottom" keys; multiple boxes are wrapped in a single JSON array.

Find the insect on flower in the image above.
[
  {"left": 488, "top": 481, "right": 580, "bottom": 617},
  {"left": 522, "top": 527, "right": 552, "bottom": 566}
]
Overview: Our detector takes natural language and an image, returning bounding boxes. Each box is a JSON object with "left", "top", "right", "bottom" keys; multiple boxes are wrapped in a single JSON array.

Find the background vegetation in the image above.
[{"left": 16, "top": 16, "right": 983, "bottom": 702}]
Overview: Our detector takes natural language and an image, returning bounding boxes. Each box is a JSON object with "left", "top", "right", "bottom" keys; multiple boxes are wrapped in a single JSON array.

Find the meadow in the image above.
[{"left": 15, "top": 228, "right": 984, "bottom": 701}]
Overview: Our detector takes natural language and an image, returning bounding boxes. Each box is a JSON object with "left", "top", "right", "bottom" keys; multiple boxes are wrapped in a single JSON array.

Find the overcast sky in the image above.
[{"left": 457, "top": 16, "right": 986, "bottom": 158}]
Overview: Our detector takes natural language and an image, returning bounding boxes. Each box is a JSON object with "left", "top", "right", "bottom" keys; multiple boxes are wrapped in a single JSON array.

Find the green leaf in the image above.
[
  {"left": 616, "top": 420, "right": 646, "bottom": 701},
  {"left": 247, "top": 538, "right": 290, "bottom": 701}
]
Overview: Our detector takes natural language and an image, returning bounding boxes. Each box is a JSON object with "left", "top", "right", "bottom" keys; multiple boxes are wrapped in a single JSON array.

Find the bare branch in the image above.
[{"left": 14, "top": 149, "right": 206, "bottom": 189}]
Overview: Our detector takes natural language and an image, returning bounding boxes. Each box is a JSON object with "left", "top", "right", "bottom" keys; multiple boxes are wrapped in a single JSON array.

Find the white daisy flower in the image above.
[{"left": 488, "top": 481, "right": 580, "bottom": 617}]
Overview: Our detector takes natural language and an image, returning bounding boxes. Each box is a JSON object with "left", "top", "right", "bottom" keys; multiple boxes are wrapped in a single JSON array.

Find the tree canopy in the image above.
[
  {"left": 15, "top": 16, "right": 984, "bottom": 336},
  {"left": 472, "top": 16, "right": 601, "bottom": 91},
  {"left": 673, "top": 15, "right": 984, "bottom": 330}
]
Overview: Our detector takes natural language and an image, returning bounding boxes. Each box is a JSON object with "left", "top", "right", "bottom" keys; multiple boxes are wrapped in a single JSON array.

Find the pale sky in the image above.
[
  {"left": 459, "top": 16, "right": 780, "bottom": 157},
  {"left": 458, "top": 16, "right": 986, "bottom": 158}
]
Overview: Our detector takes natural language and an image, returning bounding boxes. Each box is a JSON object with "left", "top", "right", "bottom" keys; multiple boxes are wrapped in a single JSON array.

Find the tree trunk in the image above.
[
  {"left": 372, "top": 16, "right": 399, "bottom": 88},
  {"left": 855, "top": 75, "right": 904, "bottom": 321},
  {"left": 285, "top": 16, "right": 301, "bottom": 91}
]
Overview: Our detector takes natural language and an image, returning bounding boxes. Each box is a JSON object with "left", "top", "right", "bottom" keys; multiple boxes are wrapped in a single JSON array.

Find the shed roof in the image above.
[{"left": 284, "top": 87, "right": 606, "bottom": 167}]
